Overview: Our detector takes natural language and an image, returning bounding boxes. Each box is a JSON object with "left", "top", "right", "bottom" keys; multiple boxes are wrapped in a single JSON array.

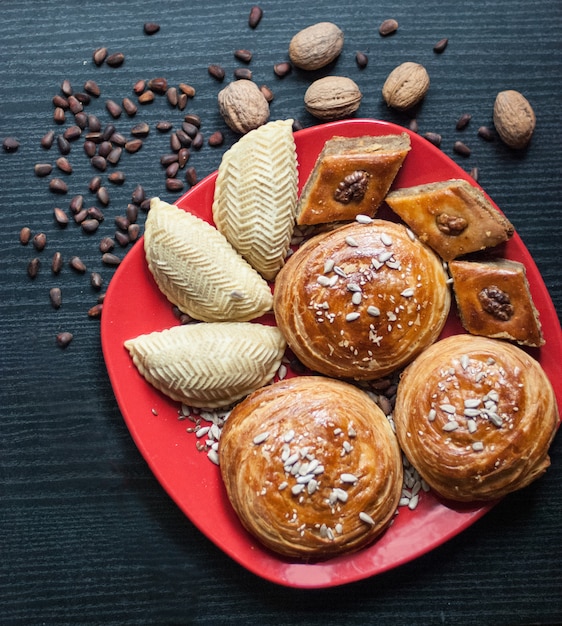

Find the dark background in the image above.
[{"left": 1, "top": 1, "right": 561, "bottom": 624}]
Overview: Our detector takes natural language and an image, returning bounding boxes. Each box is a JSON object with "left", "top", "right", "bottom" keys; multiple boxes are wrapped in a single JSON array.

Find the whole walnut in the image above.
[
  {"left": 493, "top": 90, "right": 536, "bottom": 149},
  {"left": 382, "top": 62, "right": 430, "bottom": 111},
  {"left": 218, "top": 80, "right": 270, "bottom": 134},
  {"left": 289, "top": 22, "right": 344, "bottom": 70}
]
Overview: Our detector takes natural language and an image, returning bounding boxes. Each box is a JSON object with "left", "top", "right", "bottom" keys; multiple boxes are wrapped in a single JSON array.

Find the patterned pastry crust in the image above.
[
  {"left": 212, "top": 119, "right": 298, "bottom": 280},
  {"left": 144, "top": 198, "right": 273, "bottom": 322},
  {"left": 219, "top": 376, "right": 403, "bottom": 559},
  {"left": 385, "top": 179, "right": 514, "bottom": 261},
  {"left": 394, "top": 334, "right": 558, "bottom": 502},
  {"left": 296, "top": 133, "right": 410, "bottom": 226},
  {"left": 124, "top": 322, "right": 286, "bottom": 409},
  {"left": 273, "top": 219, "right": 451, "bottom": 380},
  {"left": 449, "top": 258, "right": 544, "bottom": 347}
]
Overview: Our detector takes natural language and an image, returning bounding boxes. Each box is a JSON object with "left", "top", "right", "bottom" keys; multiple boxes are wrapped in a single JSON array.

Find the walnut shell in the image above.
[
  {"left": 289, "top": 22, "right": 344, "bottom": 71},
  {"left": 304, "top": 76, "right": 362, "bottom": 121},
  {"left": 493, "top": 90, "right": 536, "bottom": 149},
  {"left": 382, "top": 62, "right": 430, "bottom": 111},
  {"left": 218, "top": 79, "right": 270, "bottom": 134}
]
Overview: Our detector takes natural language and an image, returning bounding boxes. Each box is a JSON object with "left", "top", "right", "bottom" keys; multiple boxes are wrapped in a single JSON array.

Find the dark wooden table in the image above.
[{"left": 2, "top": 1, "right": 561, "bottom": 624}]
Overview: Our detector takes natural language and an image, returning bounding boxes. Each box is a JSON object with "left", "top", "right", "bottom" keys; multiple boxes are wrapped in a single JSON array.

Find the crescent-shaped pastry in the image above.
[
  {"left": 296, "top": 133, "right": 411, "bottom": 226},
  {"left": 212, "top": 119, "right": 298, "bottom": 280},
  {"left": 144, "top": 198, "right": 273, "bottom": 322},
  {"left": 273, "top": 219, "right": 451, "bottom": 380},
  {"left": 124, "top": 322, "right": 286, "bottom": 409},
  {"left": 385, "top": 179, "right": 514, "bottom": 261},
  {"left": 393, "top": 334, "right": 559, "bottom": 502},
  {"left": 448, "top": 258, "right": 544, "bottom": 347},
  {"left": 219, "top": 376, "right": 403, "bottom": 559}
]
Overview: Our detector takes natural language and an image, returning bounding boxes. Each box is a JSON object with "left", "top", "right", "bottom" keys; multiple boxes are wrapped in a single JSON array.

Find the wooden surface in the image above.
[{"left": 1, "top": 1, "right": 561, "bottom": 623}]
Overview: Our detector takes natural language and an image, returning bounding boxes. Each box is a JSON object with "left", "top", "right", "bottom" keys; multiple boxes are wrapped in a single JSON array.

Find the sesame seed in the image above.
[
  {"left": 380, "top": 233, "right": 393, "bottom": 246},
  {"left": 346, "top": 312, "right": 361, "bottom": 322},
  {"left": 467, "top": 419, "right": 477, "bottom": 433},
  {"left": 472, "top": 441, "right": 484, "bottom": 451},
  {"left": 406, "top": 228, "right": 416, "bottom": 241},
  {"left": 428, "top": 408, "right": 436, "bottom": 421},
  {"left": 341, "top": 473, "right": 358, "bottom": 484},
  {"left": 442, "top": 420, "right": 459, "bottom": 432},
  {"left": 317, "top": 275, "right": 331, "bottom": 286},
  {"left": 352, "top": 292, "right": 362, "bottom": 305},
  {"left": 323, "top": 258, "right": 335, "bottom": 273},
  {"left": 347, "top": 282, "right": 362, "bottom": 292},
  {"left": 367, "top": 305, "right": 381, "bottom": 317},
  {"left": 400, "top": 287, "right": 415, "bottom": 298},
  {"left": 230, "top": 290, "right": 245, "bottom": 300},
  {"left": 345, "top": 236, "right": 359, "bottom": 247},
  {"left": 278, "top": 481, "right": 288, "bottom": 490},
  {"left": 334, "top": 266, "right": 347, "bottom": 277}
]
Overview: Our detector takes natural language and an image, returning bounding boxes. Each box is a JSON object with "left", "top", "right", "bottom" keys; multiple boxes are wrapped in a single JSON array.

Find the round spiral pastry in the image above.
[
  {"left": 273, "top": 219, "right": 451, "bottom": 380},
  {"left": 393, "top": 334, "right": 559, "bottom": 502},
  {"left": 219, "top": 376, "right": 403, "bottom": 559}
]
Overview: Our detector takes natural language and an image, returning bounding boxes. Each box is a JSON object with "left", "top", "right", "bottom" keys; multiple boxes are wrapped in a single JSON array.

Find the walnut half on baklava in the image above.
[
  {"left": 296, "top": 133, "right": 411, "bottom": 226},
  {"left": 449, "top": 258, "right": 544, "bottom": 347}
]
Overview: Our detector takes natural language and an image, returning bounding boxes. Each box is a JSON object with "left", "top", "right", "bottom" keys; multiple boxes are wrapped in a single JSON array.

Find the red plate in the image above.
[{"left": 101, "top": 119, "right": 562, "bottom": 588}]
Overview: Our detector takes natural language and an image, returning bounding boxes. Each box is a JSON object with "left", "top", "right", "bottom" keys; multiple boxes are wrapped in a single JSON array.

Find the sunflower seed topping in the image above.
[
  {"left": 440, "top": 403, "right": 457, "bottom": 414},
  {"left": 253, "top": 431, "right": 270, "bottom": 444},
  {"left": 341, "top": 473, "right": 358, "bottom": 484},
  {"left": 359, "top": 511, "right": 375, "bottom": 525},
  {"left": 356, "top": 214, "right": 373, "bottom": 224}
]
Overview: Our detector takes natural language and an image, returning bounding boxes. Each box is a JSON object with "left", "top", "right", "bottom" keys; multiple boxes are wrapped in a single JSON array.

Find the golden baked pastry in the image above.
[
  {"left": 212, "top": 119, "right": 298, "bottom": 280},
  {"left": 144, "top": 198, "right": 273, "bottom": 322},
  {"left": 394, "top": 334, "right": 558, "bottom": 502},
  {"left": 385, "top": 179, "right": 514, "bottom": 261},
  {"left": 219, "top": 376, "right": 403, "bottom": 559},
  {"left": 449, "top": 258, "right": 544, "bottom": 347},
  {"left": 296, "top": 133, "right": 411, "bottom": 226},
  {"left": 124, "top": 322, "right": 286, "bottom": 409},
  {"left": 273, "top": 219, "right": 451, "bottom": 380}
]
